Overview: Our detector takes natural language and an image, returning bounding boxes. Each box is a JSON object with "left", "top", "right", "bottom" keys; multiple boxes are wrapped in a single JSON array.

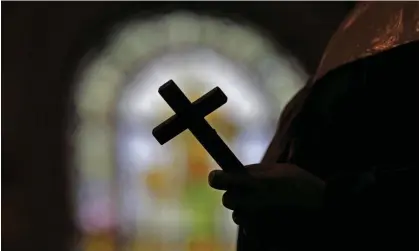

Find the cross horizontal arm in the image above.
[
  {"left": 153, "top": 80, "right": 244, "bottom": 173},
  {"left": 152, "top": 87, "right": 227, "bottom": 145}
]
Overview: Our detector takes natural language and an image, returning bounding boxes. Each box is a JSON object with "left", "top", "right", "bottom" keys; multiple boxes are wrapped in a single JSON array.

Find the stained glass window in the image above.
[{"left": 74, "top": 12, "right": 307, "bottom": 251}]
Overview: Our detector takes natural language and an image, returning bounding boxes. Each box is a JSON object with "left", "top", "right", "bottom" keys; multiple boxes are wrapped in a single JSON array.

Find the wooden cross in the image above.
[
  {"left": 152, "top": 80, "right": 262, "bottom": 251},
  {"left": 152, "top": 80, "right": 244, "bottom": 173}
]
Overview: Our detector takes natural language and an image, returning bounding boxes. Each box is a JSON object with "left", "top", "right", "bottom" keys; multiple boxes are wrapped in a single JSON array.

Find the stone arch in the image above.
[{"left": 68, "top": 7, "right": 308, "bottom": 251}]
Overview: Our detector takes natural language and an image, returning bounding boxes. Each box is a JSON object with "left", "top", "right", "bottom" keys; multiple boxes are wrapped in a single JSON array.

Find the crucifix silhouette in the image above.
[
  {"left": 152, "top": 80, "right": 244, "bottom": 173},
  {"left": 152, "top": 80, "right": 264, "bottom": 251}
]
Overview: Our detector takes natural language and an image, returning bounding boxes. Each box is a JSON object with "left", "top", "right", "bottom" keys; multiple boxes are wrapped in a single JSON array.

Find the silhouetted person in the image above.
[{"left": 209, "top": 2, "right": 418, "bottom": 250}]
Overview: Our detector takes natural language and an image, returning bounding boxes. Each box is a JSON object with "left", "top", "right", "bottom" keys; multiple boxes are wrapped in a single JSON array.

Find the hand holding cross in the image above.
[{"left": 152, "top": 80, "right": 268, "bottom": 251}]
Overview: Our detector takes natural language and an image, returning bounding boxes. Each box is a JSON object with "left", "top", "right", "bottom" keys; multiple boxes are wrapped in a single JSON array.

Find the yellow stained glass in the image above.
[{"left": 74, "top": 10, "right": 306, "bottom": 251}]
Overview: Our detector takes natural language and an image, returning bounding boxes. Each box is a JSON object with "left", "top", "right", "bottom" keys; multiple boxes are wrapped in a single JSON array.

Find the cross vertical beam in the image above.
[{"left": 152, "top": 80, "right": 244, "bottom": 173}]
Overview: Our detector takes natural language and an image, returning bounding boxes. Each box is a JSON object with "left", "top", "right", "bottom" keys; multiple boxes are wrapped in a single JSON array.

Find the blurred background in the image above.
[
  {"left": 74, "top": 12, "right": 306, "bottom": 251},
  {"left": 2, "top": 2, "right": 355, "bottom": 251}
]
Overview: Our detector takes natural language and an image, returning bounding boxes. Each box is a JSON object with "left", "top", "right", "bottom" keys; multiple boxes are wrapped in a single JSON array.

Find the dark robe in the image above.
[
  {"left": 236, "top": 3, "right": 418, "bottom": 250},
  {"left": 238, "top": 2, "right": 419, "bottom": 248},
  {"left": 246, "top": 40, "right": 418, "bottom": 251}
]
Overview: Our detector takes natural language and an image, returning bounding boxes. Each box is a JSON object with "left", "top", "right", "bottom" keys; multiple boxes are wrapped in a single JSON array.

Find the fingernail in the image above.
[{"left": 208, "top": 171, "right": 216, "bottom": 184}]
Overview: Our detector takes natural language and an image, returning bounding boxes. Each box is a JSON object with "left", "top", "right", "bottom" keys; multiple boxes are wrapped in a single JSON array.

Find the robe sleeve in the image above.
[{"left": 261, "top": 84, "right": 312, "bottom": 164}]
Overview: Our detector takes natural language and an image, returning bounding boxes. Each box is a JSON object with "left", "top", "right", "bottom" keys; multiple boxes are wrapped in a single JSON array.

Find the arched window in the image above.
[{"left": 73, "top": 11, "right": 307, "bottom": 251}]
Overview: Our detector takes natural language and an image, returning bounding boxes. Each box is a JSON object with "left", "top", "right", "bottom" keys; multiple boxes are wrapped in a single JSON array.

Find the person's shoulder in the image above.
[
  {"left": 278, "top": 82, "right": 313, "bottom": 129},
  {"left": 313, "top": 2, "right": 419, "bottom": 83},
  {"left": 261, "top": 82, "right": 313, "bottom": 164}
]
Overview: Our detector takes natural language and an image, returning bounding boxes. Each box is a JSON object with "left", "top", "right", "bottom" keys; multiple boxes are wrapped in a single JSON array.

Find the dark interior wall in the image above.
[{"left": 2, "top": 2, "right": 353, "bottom": 250}]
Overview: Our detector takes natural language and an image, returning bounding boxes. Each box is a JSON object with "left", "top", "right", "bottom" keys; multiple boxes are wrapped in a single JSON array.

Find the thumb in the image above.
[{"left": 209, "top": 170, "right": 259, "bottom": 190}]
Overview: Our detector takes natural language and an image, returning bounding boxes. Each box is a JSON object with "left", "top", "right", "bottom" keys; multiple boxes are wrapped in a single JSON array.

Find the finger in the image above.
[
  {"left": 208, "top": 170, "right": 227, "bottom": 190},
  {"left": 222, "top": 191, "right": 269, "bottom": 212},
  {"left": 245, "top": 163, "right": 299, "bottom": 179},
  {"left": 232, "top": 210, "right": 242, "bottom": 225},
  {"left": 232, "top": 211, "right": 255, "bottom": 226},
  {"left": 222, "top": 191, "right": 256, "bottom": 210},
  {"left": 232, "top": 210, "right": 266, "bottom": 229},
  {"left": 208, "top": 170, "right": 258, "bottom": 190},
  {"left": 244, "top": 164, "right": 275, "bottom": 177},
  {"left": 222, "top": 191, "right": 238, "bottom": 210}
]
